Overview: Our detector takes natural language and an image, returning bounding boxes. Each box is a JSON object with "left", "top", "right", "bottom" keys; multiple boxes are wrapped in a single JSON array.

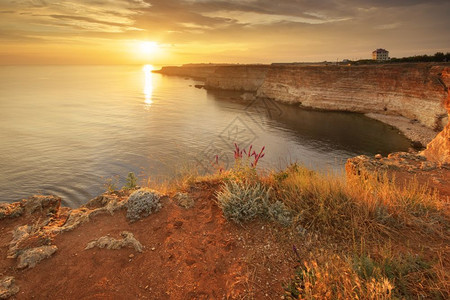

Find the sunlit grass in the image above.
[{"left": 127, "top": 149, "right": 449, "bottom": 299}]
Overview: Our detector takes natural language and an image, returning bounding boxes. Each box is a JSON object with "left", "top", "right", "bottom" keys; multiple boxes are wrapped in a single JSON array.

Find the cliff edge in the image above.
[
  {"left": 422, "top": 90, "right": 450, "bottom": 164},
  {"left": 156, "top": 63, "right": 450, "bottom": 145}
]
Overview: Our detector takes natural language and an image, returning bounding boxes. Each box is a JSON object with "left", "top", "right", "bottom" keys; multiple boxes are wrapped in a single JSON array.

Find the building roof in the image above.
[{"left": 373, "top": 48, "right": 389, "bottom": 53}]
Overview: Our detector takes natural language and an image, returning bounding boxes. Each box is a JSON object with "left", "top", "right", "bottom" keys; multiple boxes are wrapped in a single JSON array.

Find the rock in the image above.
[
  {"left": 16, "top": 245, "right": 57, "bottom": 269},
  {"left": 411, "top": 141, "right": 424, "bottom": 150},
  {"left": 8, "top": 226, "right": 52, "bottom": 259},
  {"left": 0, "top": 203, "right": 24, "bottom": 220},
  {"left": 375, "top": 154, "right": 382, "bottom": 159},
  {"left": 422, "top": 90, "right": 450, "bottom": 164},
  {"left": 7, "top": 225, "right": 33, "bottom": 258},
  {"left": 23, "top": 195, "right": 61, "bottom": 215},
  {"left": 85, "top": 231, "right": 143, "bottom": 253},
  {"left": 194, "top": 84, "right": 204, "bottom": 89},
  {"left": 0, "top": 276, "right": 19, "bottom": 299}
]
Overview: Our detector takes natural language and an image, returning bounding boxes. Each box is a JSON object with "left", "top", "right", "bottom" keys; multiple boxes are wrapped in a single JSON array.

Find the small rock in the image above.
[
  {"left": 0, "top": 276, "right": 19, "bottom": 299},
  {"left": 411, "top": 141, "right": 424, "bottom": 150},
  {"left": 85, "top": 231, "right": 143, "bottom": 253},
  {"left": 17, "top": 245, "right": 57, "bottom": 269},
  {"left": 129, "top": 254, "right": 134, "bottom": 259},
  {"left": 374, "top": 154, "right": 382, "bottom": 159},
  {"left": 151, "top": 247, "right": 156, "bottom": 251}
]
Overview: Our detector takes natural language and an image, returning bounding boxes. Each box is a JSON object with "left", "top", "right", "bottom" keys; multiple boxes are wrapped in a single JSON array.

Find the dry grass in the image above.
[
  {"left": 210, "top": 162, "right": 449, "bottom": 299},
  {"left": 137, "top": 159, "right": 449, "bottom": 299}
]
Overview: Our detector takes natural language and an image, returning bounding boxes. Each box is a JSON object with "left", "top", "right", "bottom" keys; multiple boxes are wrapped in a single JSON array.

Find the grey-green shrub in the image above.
[
  {"left": 216, "top": 180, "right": 292, "bottom": 226},
  {"left": 268, "top": 201, "right": 293, "bottom": 227},
  {"left": 126, "top": 189, "right": 161, "bottom": 222}
]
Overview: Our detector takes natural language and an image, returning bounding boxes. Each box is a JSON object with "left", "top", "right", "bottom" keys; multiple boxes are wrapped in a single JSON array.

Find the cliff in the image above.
[
  {"left": 204, "top": 65, "right": 270, "bottom": 92},
  {"left": 258, "top": 64, "right": 449, "bottom": 131},
  {"left": 153, "top": 65, "right": 217, "bottom": 79},
  {"left": 155, "top": 63, "right": 450, "bottom": 143},
  {"left": 422, "top": 90, "right": 450, "bottom": 164}
]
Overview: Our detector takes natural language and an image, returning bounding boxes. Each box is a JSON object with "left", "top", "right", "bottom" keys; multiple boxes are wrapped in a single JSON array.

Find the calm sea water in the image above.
[{"left": 0, "top": 65, "right": 411, "bottom": 207}]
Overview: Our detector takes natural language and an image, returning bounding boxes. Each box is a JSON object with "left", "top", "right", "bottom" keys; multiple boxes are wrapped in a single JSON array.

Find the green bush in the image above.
[{"left": 124, "top": 172, "right": 138, "bottom": 189}]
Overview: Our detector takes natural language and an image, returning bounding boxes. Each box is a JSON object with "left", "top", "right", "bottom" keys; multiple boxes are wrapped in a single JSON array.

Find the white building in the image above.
[{"left": 372, "top": 49, "right": 389, "bottom": 61}]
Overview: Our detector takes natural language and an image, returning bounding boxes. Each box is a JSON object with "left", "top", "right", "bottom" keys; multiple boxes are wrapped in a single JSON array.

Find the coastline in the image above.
[
  {"left": 364, "top": 113, "right": 437, "bottom": 146},
  {"left": 155, "top": 63, "right": 450, "bottom": 147}
]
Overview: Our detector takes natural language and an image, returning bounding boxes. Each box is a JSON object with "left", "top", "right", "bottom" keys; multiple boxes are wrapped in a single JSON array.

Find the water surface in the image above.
[{"left": 0, "top": 65, "right": 411, "bottom": 207}]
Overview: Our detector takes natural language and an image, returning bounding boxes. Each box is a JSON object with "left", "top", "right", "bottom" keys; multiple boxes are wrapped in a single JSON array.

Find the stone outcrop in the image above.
[
  {"left": 0, "top": 277, "right": 19, "bottom": 299},
  {"left": 1, "top": 190, "right": 149, "bottom": 270},
  {"left": 0, "top": 195, "right": 61, "bottom": 220},
  {"left": 422, "top": 90, "right": 450, "bottom": 164},
  {"left": 16, "top": 245, "right": 58, "bottom": 269}
]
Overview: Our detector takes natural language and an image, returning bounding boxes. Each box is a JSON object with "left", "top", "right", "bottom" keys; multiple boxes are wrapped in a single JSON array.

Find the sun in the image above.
[{"left": 140, "top": 41, "right": 159, "bottom": 54}]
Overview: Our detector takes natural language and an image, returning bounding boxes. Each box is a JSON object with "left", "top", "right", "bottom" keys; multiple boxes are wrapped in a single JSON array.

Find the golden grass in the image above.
[
  {"left": 209, "top": 162, "right": 449, "bottom": 299},
  {"left": 134, "top": 159, "right": 449, "bottom": 299}
]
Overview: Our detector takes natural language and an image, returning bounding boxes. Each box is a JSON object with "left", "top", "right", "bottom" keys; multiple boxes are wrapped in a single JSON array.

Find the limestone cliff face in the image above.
[
  {"left": 155, "top": 63, "right": 450, "bottom": 132},
  {"left": 423, "top": 90, "right": 450, "bottom": 164},
  {"left": 205, "top": 66, "right": 270, "bottom": 92},
  {"left": 257, "top": 64, "right": 449, "bottom": 130},
  {"left": 153, "top": 66, "right": 217, "bottom": 79}
]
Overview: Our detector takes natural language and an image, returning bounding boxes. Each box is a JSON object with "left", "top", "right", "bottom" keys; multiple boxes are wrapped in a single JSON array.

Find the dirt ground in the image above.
[{"left": 0, "top": 182, "right": 297, "bottom": 299}]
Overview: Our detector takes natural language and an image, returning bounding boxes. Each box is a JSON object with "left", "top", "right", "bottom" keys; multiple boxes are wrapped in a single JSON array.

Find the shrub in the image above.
[
  {"left": 126, "top": 189, "right": 162, "bottom": 222},
  {"left": 216, "top": 181, "right": 270, "bottom": 223},
  {"left": 216, "top": 180, "right": 292, "bottom": 226},
  {"left": 124, "top": 172, "right": 138, "bottom": 189},
  {"left": 104, "top": 176, "right": 119, "bottom": 192}
]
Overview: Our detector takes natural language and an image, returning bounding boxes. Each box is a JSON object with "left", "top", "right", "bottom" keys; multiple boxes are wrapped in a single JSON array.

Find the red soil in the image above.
[{"left": 1, "top": 182, "right": 296, "bottom": 299}]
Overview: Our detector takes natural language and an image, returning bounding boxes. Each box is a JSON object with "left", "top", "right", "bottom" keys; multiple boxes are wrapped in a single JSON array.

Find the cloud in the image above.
[{"left": 0, "top": 0, "right": 449, "bottom": 63}]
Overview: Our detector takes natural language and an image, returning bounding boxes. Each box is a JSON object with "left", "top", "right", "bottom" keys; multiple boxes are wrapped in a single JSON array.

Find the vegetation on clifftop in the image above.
[{"left": 169, "top": 145, "right": 450, "bottom": 299}]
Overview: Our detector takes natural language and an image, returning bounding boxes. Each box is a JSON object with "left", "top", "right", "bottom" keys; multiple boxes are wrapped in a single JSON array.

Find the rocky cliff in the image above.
[
  {"left": 155, "top": 63, "right": 450, "bottom": 143},
  {"left": 204, "top": 65, "right": 270, "bottom": 92},
  {"left": 258, "top": 64, "right": 449, "bottom": 131},
  {"left": 153, "top": 65, "right": 217, "bottom": 79},
  {"left": 423, "top": 90, "right": 450, "bottom": 164}
]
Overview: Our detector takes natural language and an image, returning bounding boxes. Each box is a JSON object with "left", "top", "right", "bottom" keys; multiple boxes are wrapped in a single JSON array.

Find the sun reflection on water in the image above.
[{"left": 143, "top": 64, "right": 154, "bottom": 106}]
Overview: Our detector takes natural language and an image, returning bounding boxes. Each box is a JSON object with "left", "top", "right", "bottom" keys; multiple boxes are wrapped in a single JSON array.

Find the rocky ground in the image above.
[{"left": 0, "top": 182, "right": 298, "bottom": 299}]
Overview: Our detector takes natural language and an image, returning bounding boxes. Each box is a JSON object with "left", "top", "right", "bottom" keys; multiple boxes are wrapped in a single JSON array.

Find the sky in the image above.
[{"left": 1, "top": 0, "right": 449, "bottom": 65}]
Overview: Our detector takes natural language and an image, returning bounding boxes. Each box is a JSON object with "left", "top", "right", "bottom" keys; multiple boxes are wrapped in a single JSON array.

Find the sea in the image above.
[{"left": 0, "top": 65, "right": 411, "bottom": 207}]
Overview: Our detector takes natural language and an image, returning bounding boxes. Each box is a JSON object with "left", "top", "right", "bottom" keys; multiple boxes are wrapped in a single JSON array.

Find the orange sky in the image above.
[{"left": 1, "top": 0, "right": 449, "bottom": 65}]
